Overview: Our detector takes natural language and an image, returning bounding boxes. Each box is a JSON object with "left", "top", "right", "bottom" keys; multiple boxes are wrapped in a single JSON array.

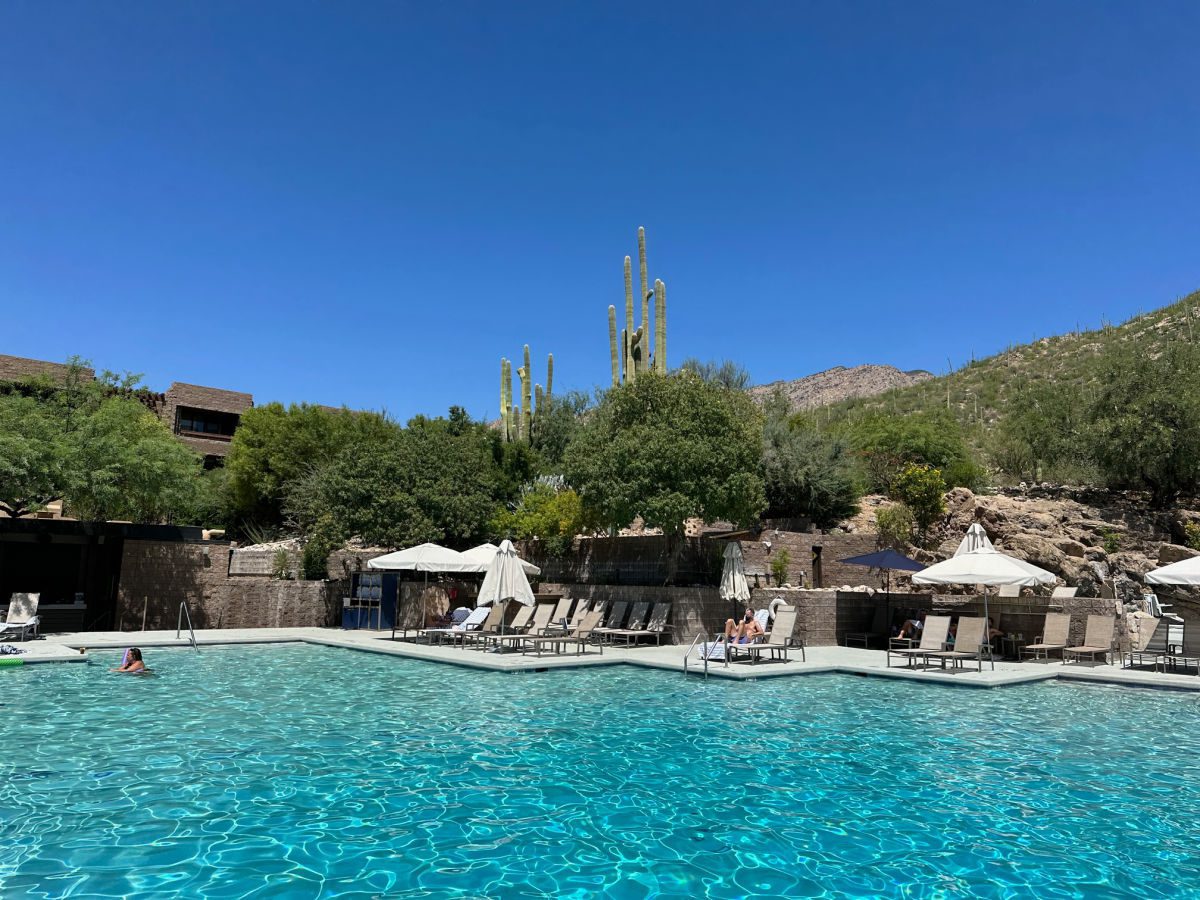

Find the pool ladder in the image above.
[
  {"left": 176, "top": 601, "right": 198, "bottom": 651},
  {"left": 683, "top": 631, "right": 728, "bottom": 679}
]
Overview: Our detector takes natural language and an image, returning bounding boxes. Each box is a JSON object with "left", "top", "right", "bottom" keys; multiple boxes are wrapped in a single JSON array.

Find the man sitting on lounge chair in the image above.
[{"left": 724, "top": 607, "right": 764, "bottom": 645}]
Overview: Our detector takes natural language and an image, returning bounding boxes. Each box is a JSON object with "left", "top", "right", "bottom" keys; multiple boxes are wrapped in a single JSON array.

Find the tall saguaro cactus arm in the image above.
[
  {"left": 500, "top": 358, "right": 509, "bottom": 442},
  {"left": 655, "top": 279, "right": 667, "bottom": 373},
  {"left": 608, "top": 306, "right": 620, "bottom": 386},
  {"left": 546, "top": 353, "right": 554, "bottom": 398},
  {"left": 638, "top": 227, "right": 649, "bottom": 314}
]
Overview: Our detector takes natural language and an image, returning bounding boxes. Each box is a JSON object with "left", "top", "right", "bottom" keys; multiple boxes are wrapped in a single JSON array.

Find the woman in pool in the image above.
[
  {"left": 111, "top": 647, "right": 149, "bottom": 674},
  {"left": 724, "top": 607, "right": 764, "bottom": 645}
]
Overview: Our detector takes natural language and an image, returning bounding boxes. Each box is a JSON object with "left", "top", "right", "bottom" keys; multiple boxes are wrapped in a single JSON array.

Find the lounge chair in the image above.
[
  {"left": 924, "top": 616, "right": 989, "bottom": 672},
  {"left": 1050, "top": 586, "right": 1078, "bottom": 600},
  {"left": 695, "top": 609, "right": 770, "bottom": 660},
  {"left": 730, "top": 606, "right": 801, "bottom": 664},
  {"left": 472, "top": 602, "right": 558, "bottom": 651},
  {"left": 442, "top": 604, "right": 506, "bottom": 647},
  {"left": 1125, "top": 614, "right": 1190, "bottom": 673},
  {"left": 0, "top": 594, "right": 40, "bottom": 642},
  {"left": 886, "top": 615, "right": 951, "bottom": 668},
  {"left": 522, "top": 607, "right": 606, "bottom": 656},
  {"left": 594, "top": 601, "right": 647, "bottom": 645},
  {"left": 1063, "top": 614, "right": 1116, "bottom": 665},
  {"left": 547, "top": 596, "right": 574, "bottom": 627},
  {"left": 604, "top": 602, "right": 672, "bottom": 647},
  {"left": 844, "top": 603, "right": 889, "bottom": 649},
  {"left": 588, "top": 601, "right": 629, "bottom": 643},
  {"left": 1022, "top": 613, "right": 1072, "bottom": 661},
  {"left": 417, "top": 606, "right": 490, "bottom": 644}
]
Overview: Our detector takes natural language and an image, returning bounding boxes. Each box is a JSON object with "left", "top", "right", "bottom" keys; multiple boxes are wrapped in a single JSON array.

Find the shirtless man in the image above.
[{"left": 724, "top": 607, "right": 764, "bottom": 644}]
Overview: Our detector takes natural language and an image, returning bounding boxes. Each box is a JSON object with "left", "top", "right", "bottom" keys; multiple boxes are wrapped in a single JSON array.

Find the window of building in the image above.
[{"left": 176, "top": 407, "right": 239, "bottom": 439}]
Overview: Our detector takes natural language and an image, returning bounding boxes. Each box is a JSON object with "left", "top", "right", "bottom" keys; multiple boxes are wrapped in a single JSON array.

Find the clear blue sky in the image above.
[{"left": 4, "top": 2, "right": 1199, "bottom": 420}]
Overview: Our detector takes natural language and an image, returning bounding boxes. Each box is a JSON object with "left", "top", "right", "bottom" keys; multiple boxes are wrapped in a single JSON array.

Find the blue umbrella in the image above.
[
  {"left": 839, "top": 549, "right": 925, "bottom": 638},
  {"left": 840, "top": 549, "right": 925, "bottom": 573}
]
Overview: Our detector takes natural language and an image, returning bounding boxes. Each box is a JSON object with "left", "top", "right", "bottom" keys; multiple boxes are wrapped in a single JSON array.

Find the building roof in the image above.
[
  {"left": 166, "top": 382, "right": 253, "bottom": 415},
  {"left": 0, "top": 354, "right": 95, "bottom": 383}
]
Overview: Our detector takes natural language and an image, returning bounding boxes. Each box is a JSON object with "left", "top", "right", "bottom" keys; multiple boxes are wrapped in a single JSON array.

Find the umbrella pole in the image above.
[
  {"left": 983, "top": 587, "right": 994, "bottom": 671},
  {"left": 391, "top": 576, "right": 398, "bottom": 641}
]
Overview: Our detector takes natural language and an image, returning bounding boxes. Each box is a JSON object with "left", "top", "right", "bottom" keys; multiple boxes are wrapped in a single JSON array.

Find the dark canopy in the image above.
[{"left": 838, "top": 549, "right": 924, "bottom": 572}]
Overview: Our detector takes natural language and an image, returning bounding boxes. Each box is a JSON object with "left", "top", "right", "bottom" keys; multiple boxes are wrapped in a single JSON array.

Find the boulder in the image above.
[{"left": 1158, "top": 543, "right": 1199, "bottom": 566}]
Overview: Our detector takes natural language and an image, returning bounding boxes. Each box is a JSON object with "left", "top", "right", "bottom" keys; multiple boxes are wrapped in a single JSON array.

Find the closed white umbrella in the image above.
[
  {"left": 720, "top": 542, "right": 751, "bottom": 622},
  {"left": 461, "top": 542, "right": 542, "bottom": 576},
  {"left": 477, "top": 539, "right": 536, "bottom": 638},
  {"left": 913, "top": 524, "right": 1057, "bottom": 670},
  {"left": 1145, "top": 555, "right": 1200, "bottom": 586}
]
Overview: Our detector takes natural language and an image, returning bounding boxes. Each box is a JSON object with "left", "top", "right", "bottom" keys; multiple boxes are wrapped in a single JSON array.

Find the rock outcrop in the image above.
[
  {"left": 749, "top": 365, "right": 934, "bottom": 411},
  {"left": 860, "top": 486, "right": 1200, "bottom": 604}
]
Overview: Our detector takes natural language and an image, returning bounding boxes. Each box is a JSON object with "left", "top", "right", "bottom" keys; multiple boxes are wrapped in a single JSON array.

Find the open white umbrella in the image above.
[
  {"left": 477, "top": 539, "right": 537, "bottom": 636},
  {"left": 368, "top": 543, "right": 476, "bottom": 572},
  {"left": 720, "top": 542, "right": 751, "bottom": 622},
  {"left": 368, "top": 543, "right": 478, "bottom": 639},
  {"left": 1145, "top": 555, "right": 1200, "bottom": 586},
  {"left": 461, "top": 542, "right": 541, "bottom": 576},
  {"left": 913, "top": 524, "right": 1057, "bottom": 669}
]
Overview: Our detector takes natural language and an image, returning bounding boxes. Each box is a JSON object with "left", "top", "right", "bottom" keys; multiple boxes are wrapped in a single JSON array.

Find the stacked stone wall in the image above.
[{"left": 116, "top": 540, "right": 339, "bottom": 630}]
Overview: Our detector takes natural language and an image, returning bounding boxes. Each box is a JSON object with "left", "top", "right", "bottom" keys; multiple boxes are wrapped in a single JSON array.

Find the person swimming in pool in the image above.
[
  {"left": 111, "top": 647, "right": 148, "bottom": 674},
  {"left": 723, "top": 607, "right": 764, "bottom": 645}
]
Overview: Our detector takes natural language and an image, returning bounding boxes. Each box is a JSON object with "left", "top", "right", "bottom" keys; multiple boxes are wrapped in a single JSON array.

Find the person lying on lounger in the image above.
[{"left": 723, "top": 608, "right": 764, "bottom": 644}]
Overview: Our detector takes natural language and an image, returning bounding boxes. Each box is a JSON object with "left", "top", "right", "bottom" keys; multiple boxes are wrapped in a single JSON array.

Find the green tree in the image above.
[
  {"left": 226, "top": 403, "right": 394, "bottom": 528},
  {"left": 285, "top": 409, "right": 500, "bottom": 551},
  {"left": 761, "top": 406, "right": 861, "bottom": 527},
  {"left": 889, "top": 463, "right": 947, "bottom": 543},
  {"left": 1089, "top": 343, "right": 1200, "bottom": 507},
  {"left": 0, "top": 393, "right": 70, "bottom": 517},
  {"left": 530, "top": 390, "right": 589, "bottom": 468},
  {"left": 66, "top": 397, "right": 204, "bottom": 523},
  {"left": 843, "top": 411, "right": 983, "bottom": 492},
  {"left": 679, "top": 358, "right": 752, "bottom": 391},
  {"left": 876, "top": 502, "right": 916, "bottom": 548},
  {"left": 994, "top": 381, "right": 1088, "bottom": 484},
  {"left": 564, "top": 371, "right": 766, "bottom": 534},
  {"left": 491, "top": 479, "right": 584, "bottom": 556}
]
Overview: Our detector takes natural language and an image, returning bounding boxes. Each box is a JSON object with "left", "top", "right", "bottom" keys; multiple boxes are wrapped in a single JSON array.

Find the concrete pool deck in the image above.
[{"left": 12, "top": 626, "right": 1200, "bottom": 691}]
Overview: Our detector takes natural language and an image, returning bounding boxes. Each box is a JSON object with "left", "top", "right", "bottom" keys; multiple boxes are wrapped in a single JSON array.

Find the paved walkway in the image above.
[{"left": 16, "top": 627, "right": 1200, "bottom": 691}]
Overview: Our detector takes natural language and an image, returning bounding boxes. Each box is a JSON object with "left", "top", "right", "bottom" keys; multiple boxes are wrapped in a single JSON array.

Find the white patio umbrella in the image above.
[
  {"left": 720, "top": 542, "right": 751, "bottom": 623},
  {"left": 477, "top": 539, "right": 537, "bottom": 636},
  {"left": 368, "top": 543, "right": 478, "bottom": 639},
  {"left": 461, "top": 542, "right": 541, "bottom": 576},
  {"left": 913, "top": 524, "right": 1057, "bottom": 669},
  {"left": 1145, "top": 555, "right": 1200, "bottom": 586}
]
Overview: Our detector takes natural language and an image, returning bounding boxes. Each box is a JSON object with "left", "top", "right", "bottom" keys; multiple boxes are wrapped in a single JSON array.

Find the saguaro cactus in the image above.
[
  {"left": 655, "top": 279, "right": 666, "bottom": 373},
  {"left": 521, "top": 347, "right": 532, "bottom": 442},
  {"left": 608, "top": 226, "right": 669, "bottom": 384},
  {"left": 608, "top": 306, "right": 619, "bottom": 387},
  {"left": 546, "top": 353, "right": 554, "bottom": 399},
  {"left": 500, "top": 358, "right": 510, "bottom": 442}
]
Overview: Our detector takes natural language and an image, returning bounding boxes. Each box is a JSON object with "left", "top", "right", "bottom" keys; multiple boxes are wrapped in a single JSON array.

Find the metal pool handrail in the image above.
[
  {"left": 684, "top": 631, "right": 711, "bottom": 679},
  {"left": 177, "top": 601, "right": 198, "bottom": 651}
]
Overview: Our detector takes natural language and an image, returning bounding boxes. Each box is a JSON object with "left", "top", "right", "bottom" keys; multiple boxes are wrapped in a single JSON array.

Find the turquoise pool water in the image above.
[{"left": 1, "top": 644, "right": 1198, "bottom": 899}]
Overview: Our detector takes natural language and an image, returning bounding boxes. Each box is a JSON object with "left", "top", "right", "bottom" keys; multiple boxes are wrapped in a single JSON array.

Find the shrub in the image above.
[
  {"left": 1185, "top": 522, "right": 1200, "bottom": 552},
  {"left": 271, "top": 548, "right": 292, "bottom": 580},
  {"left": 876, "top": 503, "right": 915, "bottom": 548},
  {"left": 1100, "top": 528, "right": 1121, "bottom": 555},
  {"left": 770, "top": 549, "right": 791, "bottom": 587},
  {"left": 890, "top": 463, "right": 947, "bottom": 544}
]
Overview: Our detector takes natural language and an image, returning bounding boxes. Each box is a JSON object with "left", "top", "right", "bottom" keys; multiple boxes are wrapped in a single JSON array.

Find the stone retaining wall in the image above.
[{"left": 116, "top": 540, "right": 340, "bottom": 630}]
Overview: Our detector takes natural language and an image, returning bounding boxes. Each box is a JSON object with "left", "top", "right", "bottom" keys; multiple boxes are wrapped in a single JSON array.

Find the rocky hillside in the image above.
[
  {"left": 749, "top": 365, "right": 933, "bottom": 411},
  {"left": 847, "top": 487, "right": 1200, "bottom": 607},
  {"left": 824, "top": 289, "right": 1200, "bottom": 427}
]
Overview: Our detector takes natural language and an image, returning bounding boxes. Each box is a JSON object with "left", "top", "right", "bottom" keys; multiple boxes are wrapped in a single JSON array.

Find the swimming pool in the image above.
[{"left": 1, "top": 644, "right": 1198, "bottom": 898}]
